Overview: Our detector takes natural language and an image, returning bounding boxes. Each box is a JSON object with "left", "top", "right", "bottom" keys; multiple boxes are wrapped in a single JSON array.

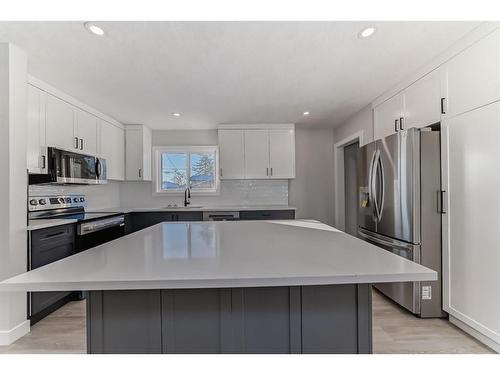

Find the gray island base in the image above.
[{"left": 86, "top": 284, "right": 372, "bottom": 354}]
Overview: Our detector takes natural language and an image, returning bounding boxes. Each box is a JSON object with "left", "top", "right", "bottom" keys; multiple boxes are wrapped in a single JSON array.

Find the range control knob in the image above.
[
  {"left": 38, "top": 199, "right": 47, "bottom": 205},
  {"left": 73, "top": 197, "right": 79, "bottom": 203},
  {"left": 29, "top": 199, "right": 38, "bottom": 206},
  {"left": 59, "top": 198, "right": 65, "bottom": 204},
  {"left": 79, "top": 197, "right": 85, "bottom": 202}
]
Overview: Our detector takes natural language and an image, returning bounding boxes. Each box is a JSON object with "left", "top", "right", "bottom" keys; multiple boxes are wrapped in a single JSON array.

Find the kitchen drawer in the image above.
[
  {"left": 30, "top": 224, "right": 76, "bottom": 269},
  {"left": 239, "top": 210, "right": 295, "bottom": 220}
]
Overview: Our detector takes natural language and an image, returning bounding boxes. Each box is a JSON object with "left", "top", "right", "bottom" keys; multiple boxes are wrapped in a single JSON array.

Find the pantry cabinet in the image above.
[
  {"left": 218, "top": 125, "right": 295, "bottom": 180},
  {"left": 218, "top": 129, "right": 245, "bottom": 179},
  {"left": 100, "top": 120, "right": 125, "bottom": 180},
  {"left": 27, "top": 84, "right": 47, "bottom": 173},
  {"left": 125, "top": 125, "right": 152, "bottom": 181}
]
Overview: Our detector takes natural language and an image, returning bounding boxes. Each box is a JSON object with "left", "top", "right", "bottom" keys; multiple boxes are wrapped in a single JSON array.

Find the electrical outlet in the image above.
[{"left": 422, "top": 286, "right": 432, "bottom": 300}]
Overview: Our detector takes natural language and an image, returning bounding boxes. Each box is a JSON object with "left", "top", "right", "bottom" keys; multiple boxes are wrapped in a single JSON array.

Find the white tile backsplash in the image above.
[
  {"left": 29, "top": 179, "right": 288, "bottom": 210},
  {"left": 29, "top": 181, "right": 121, "bottom": 210},
  {"left": 119, "top": 180, "right": 289, "bottom": 208}
]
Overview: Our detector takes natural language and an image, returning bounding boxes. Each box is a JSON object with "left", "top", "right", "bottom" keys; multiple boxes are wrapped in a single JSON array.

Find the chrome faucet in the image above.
[{"left": 184, "top": 187, "right": 191, "bottom": 207}]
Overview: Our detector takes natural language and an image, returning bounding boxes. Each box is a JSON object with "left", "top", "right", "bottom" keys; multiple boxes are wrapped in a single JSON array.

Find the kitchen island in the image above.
[{"left": 0, "top": 220, "right": 436, "bottom": 354}]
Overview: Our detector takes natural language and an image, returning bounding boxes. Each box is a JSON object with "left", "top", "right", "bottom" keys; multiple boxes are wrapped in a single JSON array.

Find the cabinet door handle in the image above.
[
  {"left": 74, "top": 137, "right": 79, "bottom": 149},
  {"left": 270, "top": 167, "right": 273, "bottom": 176},
  {"left": 40, "top": 155, "right": 46, "bottom": 169},
  {"left": 138, "top": 169, "right": 142, "bottom": 178},
  {"left": 394, "top": 119, "right": 399, "bottom": 132},
  {"left": 399, "top": 117, "right": 404, "bottom": 131},
  {"left": 220, "top": 167, "right": 223, "bottom": 177},
  {"left": 440, "top": 98, "right": 447, "bottom": 114},
  {"left": 79, "top": 138, "right": 84, "bottom": 150},
  {"left": 266, "top": 167, "right": 269, "bottom": 176}
]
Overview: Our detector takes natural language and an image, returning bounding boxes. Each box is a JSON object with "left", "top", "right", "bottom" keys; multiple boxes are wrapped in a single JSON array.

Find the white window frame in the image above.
[{"left": 152, "top": 146, "right": 220, "bottom": 196}]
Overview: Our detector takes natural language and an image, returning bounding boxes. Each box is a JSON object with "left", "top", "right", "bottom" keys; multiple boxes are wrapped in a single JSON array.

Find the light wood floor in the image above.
[{"left": 0, "top": 288, "right": 495, "bottom": 354}]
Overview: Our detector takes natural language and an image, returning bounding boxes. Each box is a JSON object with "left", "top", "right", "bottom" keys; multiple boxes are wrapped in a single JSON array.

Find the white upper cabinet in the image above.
[
  {"left": 100, "top": 120, "right": 125, "bottom": 180},
  {"left": 244, "top": 129, "right": 270, "bottom": 178},
  {"left": 218, "top": 125, "right": 296, "bottom": 180},
  {"left": 125, "top": 125, "right": 152, "bottom": 181},
  {"left": 46, "top": 94, "right": 76, "bottom": 151},
  {"left": 442, "top": 29, "right": 500, "bottom": 119},
  {"left": 404, "top": 69, "right": 442, "bottom": 129},
  {"left": 218, "top": 129, "right": 245, "bottom": 179},
  {"left": 373, "top": 93, "right": 404, "bottom": 140},
  {"left": 74, "top": 108, "right": 98, "bottom": 155},
  {"left": 269, "top": 128, "right": 295, "bottom": 178},
  {"left": 27, "top": 85, "right": 47, "bottom": 173}
]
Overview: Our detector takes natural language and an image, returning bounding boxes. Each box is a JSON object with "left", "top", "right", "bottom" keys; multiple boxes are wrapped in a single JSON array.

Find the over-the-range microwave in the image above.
[{"left": 29, "top": 147, "right": 107, "bottom": 185}]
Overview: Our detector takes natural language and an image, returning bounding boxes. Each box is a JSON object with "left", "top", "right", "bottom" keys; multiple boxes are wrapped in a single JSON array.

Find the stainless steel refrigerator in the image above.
[{"left": 357, "top": 126, "right": 444, "bottom": 318}]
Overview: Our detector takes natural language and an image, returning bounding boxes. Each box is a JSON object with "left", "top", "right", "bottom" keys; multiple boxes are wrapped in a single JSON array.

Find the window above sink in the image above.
[{"left": 153, "top": 146, "right": 219, "bottom": 195}]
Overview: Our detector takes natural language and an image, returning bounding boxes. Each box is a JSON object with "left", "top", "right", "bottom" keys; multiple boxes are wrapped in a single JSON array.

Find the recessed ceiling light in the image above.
[
  {"left": 172, "top": 112, "right": 181, "bottom": 117},
  {"left": 303, "top": 111, "right": 310, "bottom": 116},
  {"left": 358, "top": 26, "right": 377, "bottom": 39},
  {"left": 84, "top": 22, "right": 105, "bottom": 36}
]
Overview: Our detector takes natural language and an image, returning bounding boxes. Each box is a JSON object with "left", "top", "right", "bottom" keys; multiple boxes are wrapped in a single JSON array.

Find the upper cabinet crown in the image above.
[{"left": 218, "top": 125, "right": 295, "bottom": 180}]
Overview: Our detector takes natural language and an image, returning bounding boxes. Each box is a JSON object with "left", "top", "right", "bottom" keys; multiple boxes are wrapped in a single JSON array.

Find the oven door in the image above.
[
  {"left": 50, "top": 147, "right": 99, "bottom": 184},
  {"left": 358, "top": 228, "right": 421, "bottom": 315}
]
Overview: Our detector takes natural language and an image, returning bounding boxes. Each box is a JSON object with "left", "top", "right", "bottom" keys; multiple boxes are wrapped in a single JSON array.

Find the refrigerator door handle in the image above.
[
  {"left": 357, "top": 228, "right": 416, "bottom": 253},
  {"left": 371, "top": 149, "right": 381, "bottom": 222},
  {"left": 377, "top": 152, "right": 385, "bottom": 222},
  {"left": 367, "top": 149, "right": 378, "bottom": 221}
]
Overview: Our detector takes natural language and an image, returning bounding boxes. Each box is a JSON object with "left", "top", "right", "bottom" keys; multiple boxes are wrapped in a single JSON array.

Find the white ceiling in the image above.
[{"left": 0, "top": 21, "right": 480, "bottom": 129}]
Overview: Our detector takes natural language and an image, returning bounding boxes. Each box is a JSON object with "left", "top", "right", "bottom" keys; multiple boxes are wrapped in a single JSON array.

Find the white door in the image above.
[
  {"left": 27, "top": 85, "right": 47, "bottom": 173},
  {"left": 442, "top": 29, "right": 500, "bottom": 119},
  {"left": 218, "top": 129, "right": 245, "bottom": 179},
  {"left": 442, "top": 102, "right": 500, "bottom": 345},
  {"left": 46, "top": 94, "right": 76, "bottom": 151},
  {"left": 269, "top": 129, "right": 295, "bottom": 178},
  {"left": 100, "top": 120, "right": 125, "bottom": 180},
  {"left": 373, "top": 93, "right": 404, "bottom": 140},
  {"left": 403, "top": 69, "right": 442, "bottom": 129},
  {"left": 244, "top": 129, "right": 269, "bottom": 178},
  {"left": 75, "top": 108, "right": 98, "bottom": 155},
  {"left": 125, "top": 128, "right": 143, "bottom": 180}
]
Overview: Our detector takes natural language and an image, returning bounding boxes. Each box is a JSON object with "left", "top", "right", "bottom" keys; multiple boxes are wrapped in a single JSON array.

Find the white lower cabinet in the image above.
[
  {"left": 27, "top": 84, "right": 47, "bottom": 173},
  {"left": 125, "top": 125, "right": 152, "bottom": 181},
  {"left": 442, "top": 102, "right": 500, "bottom": 348},
  {"left": 100, "top": 120, "right": 125, "bottom": 180}
]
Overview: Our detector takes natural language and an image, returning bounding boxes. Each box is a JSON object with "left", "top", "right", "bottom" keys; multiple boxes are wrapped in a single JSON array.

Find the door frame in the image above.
[{"left": 333, "top": 131, "right": 364, "bottom": 231}]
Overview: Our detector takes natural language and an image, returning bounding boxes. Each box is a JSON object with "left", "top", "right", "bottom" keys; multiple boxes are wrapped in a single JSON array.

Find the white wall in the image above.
[
  {"left": 289, "top": 126, "right": 334, "bottom": 225},
  {"left": 333, "top": 105, "right": 373, "bottom": 146},
  {"left": 0, "top": 44, "right": 30, "bottom": 345}
]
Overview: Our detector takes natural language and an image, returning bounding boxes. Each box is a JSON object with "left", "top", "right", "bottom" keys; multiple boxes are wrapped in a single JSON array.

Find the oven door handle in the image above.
[{"left": 77, "top": 215, "right": 125, "bottom": 235}]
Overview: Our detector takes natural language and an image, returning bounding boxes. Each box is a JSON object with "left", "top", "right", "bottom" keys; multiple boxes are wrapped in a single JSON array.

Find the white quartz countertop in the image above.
[
  {"left": 5, "top": 220, "right": 436, "bottom": 291},
  {"left": 88, "top": 205, "right": 296, "bottom": 213}
]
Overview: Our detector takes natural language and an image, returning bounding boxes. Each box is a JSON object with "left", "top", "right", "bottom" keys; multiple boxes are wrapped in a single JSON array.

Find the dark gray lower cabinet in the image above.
[
  {"left": 130, "top": 211, "right": 204, "bottom": 233},
  {"left": 87, "top": 284, "right": 372, "bottom": 354}
]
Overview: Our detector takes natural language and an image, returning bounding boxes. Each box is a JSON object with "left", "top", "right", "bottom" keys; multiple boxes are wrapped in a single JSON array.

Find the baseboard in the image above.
[
  {"left": 449, "top": 316, "right": 500, "bottom": 353},
  {"left": 0, "top": 320, "right": 30, "bottom": 346}
]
